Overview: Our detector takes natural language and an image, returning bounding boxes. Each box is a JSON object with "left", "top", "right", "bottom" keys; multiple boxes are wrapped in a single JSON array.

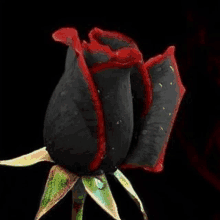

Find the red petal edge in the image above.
[
  {"left": 52, "top": 28, "right": 106, "bottom": 172},
  {"left": 52, "top": 27, "right": 154, "bottom": 171},
  {"left": 84, "top": 27, "right": 153, "bottom": 118},
  {"left": 120, "top": 46, "right": 186, "bottom": 173}
]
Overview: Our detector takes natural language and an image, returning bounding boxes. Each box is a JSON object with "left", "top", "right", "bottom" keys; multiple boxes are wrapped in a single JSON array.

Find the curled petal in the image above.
[
  {"left": 82, "top": 174, "right": 121, "bottom": 220},
  {"left": 120, "top": 46, "right": 186, "bottom": 172},
  {"left": 49, "top": 28, "right": 107, "bottom": 173},
  {"left": 0, "top": 147, "right": 54, "bottom": 167},
  {"left": 113, "top": 169, "right": 148, "bottom": 220},
  {"left": 89, "top": 27, "right": 139, "bottom": 51},
  {"left": 35, "top": 165, "right": 79, "bottom": 220}
]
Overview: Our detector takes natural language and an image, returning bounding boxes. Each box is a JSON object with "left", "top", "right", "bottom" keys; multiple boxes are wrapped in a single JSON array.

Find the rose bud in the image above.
[
  {"left": 43, "top": 27, "right": 152, "bottom": 177},
  {"left": 0, "top": 27, "right": 185, "bottom": 220}
]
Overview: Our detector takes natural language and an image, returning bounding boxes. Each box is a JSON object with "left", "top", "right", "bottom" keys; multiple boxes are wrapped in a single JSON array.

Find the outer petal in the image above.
[
  {"left": 47, "top": 27, "right": 148, "bottom": 176},
  {"left": 45, "top": 28, "right": 106, "bottom": 175},
  {"left": 113, "top": 169, "right": 148, "bottom": 220},
  {"left": 90, "top": 66, "right": 134, "bottom": 174},
  {"left": 82, "top": 27, "right": 152, "bottom": 173},
  {"left": 88, "top": 27, "right": 139, "bottom": 50},
  {"left": 120, "top": 46, "right": 186, "bottom": 172},
  {"left": 82, "top": 174, "right": 121, "bottom": 220},
  {"left": 35, "top": 165, "right": 79, "bottom": 220},
  {"left": 0, "top": 147, "right": 54, "bottom": 166}
]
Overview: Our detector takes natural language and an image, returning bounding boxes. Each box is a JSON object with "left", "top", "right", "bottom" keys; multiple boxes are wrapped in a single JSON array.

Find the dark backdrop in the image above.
[{"left": 1, "top": 2, "right": 220, "bottom": 220}]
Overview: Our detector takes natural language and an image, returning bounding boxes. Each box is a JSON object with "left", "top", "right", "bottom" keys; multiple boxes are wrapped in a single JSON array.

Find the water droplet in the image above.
[
  {"left": 112, "top": 147, "right": 115, "bottom": 150},
  {"left": 169, "top": 113, "right": 171, "bottom": 116},
  {"left": 116, "top": 121, "right": 119, "bottom": 124},
  {"left": 170, "top": 66, "right": 174, "bottom": 72},
  {"left": 95, "top": 178, "right": 105, "bottom": 190},
  {"left": 170, "top": 82, "right": 173, "bottom": 85},
  {"left": 160, "top": 126, "right": 164, "bottom": 131},
  {"left": 98, "top": 90, "right": 100, "bottom": 93},
  {"left": 163, "top": 107, "right": 165, "bottom": 110},
  {"left": 142, "top": 130, "right": 147, "bottom": 135},
  {"left": 157, "top": 67, "right": 162, "bottom": 71},
  {"left": 60, "top": 91, "right": 66, "bottom": 96},
  {"left": 159, "top": 83, "right": 162, "bottom": 87}
]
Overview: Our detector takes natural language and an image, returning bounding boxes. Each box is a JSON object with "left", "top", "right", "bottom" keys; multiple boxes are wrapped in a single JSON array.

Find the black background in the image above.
[{"left": 1, "top": 2, "right": 220, "bottom": 220}]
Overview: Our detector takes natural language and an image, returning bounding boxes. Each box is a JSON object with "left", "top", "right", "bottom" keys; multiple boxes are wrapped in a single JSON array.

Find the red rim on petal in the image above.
[
  {"left": 120, "top": 46, "right": 186, "bottom": 172},
  {"left": 52, "top": 28, "right": 106, "bottom": 172},
  {"left": 144, "top": 46, "right": 185, "bottom": 172},
  {"left": 84, "top": 27, "right": 153, "bottom": 118},
  {"left": 51, "top": 27, "right": 155, "bottom": 173},
  {"left": 89, "top": 27, "right": 139, "bottom": 50}
]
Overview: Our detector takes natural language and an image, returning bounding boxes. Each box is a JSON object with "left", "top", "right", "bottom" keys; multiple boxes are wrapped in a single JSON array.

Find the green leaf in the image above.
[
  {"left": 114, "top": 169, "right": 148, "bottom": 220},
  {"left": 82, "top": 174, "right": 121, "bottom": 220},
  {"left": 35, "top": 165, "right": 79, "bottom": 220}
]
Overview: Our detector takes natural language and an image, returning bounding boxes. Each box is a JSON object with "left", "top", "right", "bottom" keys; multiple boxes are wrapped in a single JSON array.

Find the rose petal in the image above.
[
  {"left": 91, "top": 66, "right": 134, "bottom": 173},
  {"left": 35, "top": 165, "right": 79, "bottom": 220},
  {"left": 120, "top": 46, "right": 186, "bottom": 172},
  {"left": 43, "top": 43, "right": 106, "bottom": 175},
  {"left": 89, "top": 27, "right": 138, "bottom": 51},
  {"left": 0, "top": 147, "right": 54, "bottom": 166},
  {"left": 82, "top": 174, "right": 121, "bottom": 220},
  {"left": 83, "top": 40, "right": 112, "bottom": 67},
  {"left": 83, "top": 27, "right": 144, "bottom": 72},
  {"left": 51, "top": 28, "right": 110, "bottom": 173}
]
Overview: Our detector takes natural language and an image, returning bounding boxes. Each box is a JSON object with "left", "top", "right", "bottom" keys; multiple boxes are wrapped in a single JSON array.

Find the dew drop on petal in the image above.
[
  {"left": 142, "top": 130, "right": 147, "bottom": 135},
  {"left": 60, "top": 91, "right": 66, "bottom": 96},
  {"left": 95, "top": 178, "right": 105, "bottom": 190},
  {"left": 157, "top": 67, "right": 162, "bottom": 71},
  {"left": 170, "top": 66, "right": 174, "bottom": 72}
]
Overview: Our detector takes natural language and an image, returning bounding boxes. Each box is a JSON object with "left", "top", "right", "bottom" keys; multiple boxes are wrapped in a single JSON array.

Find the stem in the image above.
[{"left": 72, "top": 178, "right": 87, "bottom": 220}]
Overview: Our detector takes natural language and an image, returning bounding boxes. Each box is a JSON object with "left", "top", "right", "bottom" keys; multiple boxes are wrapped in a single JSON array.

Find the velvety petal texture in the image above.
[
  {"left": 120, "top": 46, "right": 186, "bottom": 172},
  {"left": 44, "top": 27, "right": 152, "bottom": 176}
]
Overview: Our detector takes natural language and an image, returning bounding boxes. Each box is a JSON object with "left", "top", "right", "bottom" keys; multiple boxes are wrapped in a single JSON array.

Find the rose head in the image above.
[
  {"left": 43, "top": 27, "right": 185, "bottom": 177},
  {"left": 0, "top": 27, "right": 185, "bottom": 220}
]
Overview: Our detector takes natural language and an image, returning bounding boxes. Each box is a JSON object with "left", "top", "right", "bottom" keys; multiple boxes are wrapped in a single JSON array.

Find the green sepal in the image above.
[
  {"left": 82, "top": 174, "right": 121, "bottom": 220},
  {"left": 35, "top": 165, "right": 79, "bottom": 220},
  {"left": 114, "top": 169, "right": 148, "bottom": 220},
  {"left": 0, "top": 147, "right": 54, "bottom": 167}
]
